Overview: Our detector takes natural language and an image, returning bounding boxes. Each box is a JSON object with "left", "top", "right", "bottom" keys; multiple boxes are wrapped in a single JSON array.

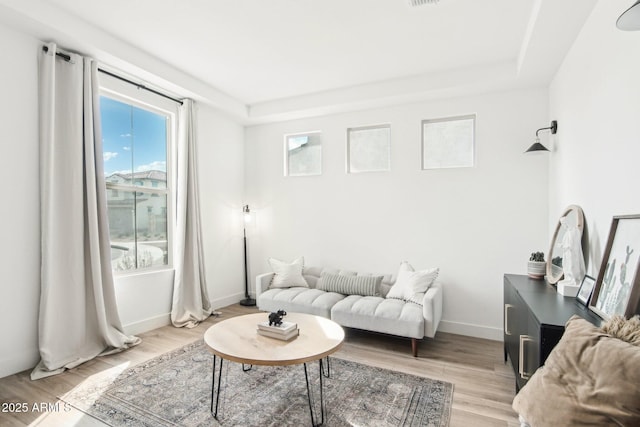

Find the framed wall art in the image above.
[
  {"left": 589, "top": 215, "right": 640, "bottom": 320},
  {"left": 576, "top": 274, "right": 596, "bottom": 306}
]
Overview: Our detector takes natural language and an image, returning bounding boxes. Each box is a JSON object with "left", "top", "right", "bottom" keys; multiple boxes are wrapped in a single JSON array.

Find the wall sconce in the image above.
[
  {"left": 240, "top": 205, "right": 256, "bottom": 306},
  {"left": 525, "top": 120, "right": 558, "bottom": 153},
  {"left": 617, "top": 1, "right": 640, "bottom": 31}
]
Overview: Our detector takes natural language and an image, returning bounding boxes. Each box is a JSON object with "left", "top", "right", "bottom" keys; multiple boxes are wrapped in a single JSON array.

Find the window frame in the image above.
[
  {"left": 283, "top": 130, "right": 322, "bottom": 177},
  {"left": 421, "top": 114, "right": 476, "bottom": 170},
  {"left": 346, "top": 123, "right": 391, "bottom": 174},
  {"left": 99, "top": 73, "right": 177, "bottom": 275}
]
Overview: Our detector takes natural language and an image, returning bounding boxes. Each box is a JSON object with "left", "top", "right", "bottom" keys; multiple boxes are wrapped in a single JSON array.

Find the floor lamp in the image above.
[{"left": 240, "top": 205, "right": 256, "bottom": 306}]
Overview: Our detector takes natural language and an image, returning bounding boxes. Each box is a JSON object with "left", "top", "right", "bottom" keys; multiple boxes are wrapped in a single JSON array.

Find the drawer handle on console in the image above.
[
  {"left": 518, "top": 335, "right": 534, "bottom": 380},
  {"left": 504, "top": 304, "right": 514, "bottom": 335}
]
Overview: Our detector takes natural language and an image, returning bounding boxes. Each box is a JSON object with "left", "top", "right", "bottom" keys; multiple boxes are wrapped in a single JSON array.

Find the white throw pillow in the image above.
[
  {"left": 386, "top": 262, "right": 414, "bottom": 299},
  {"left": 268, "top": 256, "right": 309, "bottom": 288},
  {"left": 387, "top": 261, "right": 438, "bottom": 301}
]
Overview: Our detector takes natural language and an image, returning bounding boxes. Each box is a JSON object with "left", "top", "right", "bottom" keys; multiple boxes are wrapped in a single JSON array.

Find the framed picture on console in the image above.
[
  {"left": 589, "top": 215, "right": 640, "bottom": 320},
  {"left": 576, "top": 275, "right": 596, "bottom": 306}
]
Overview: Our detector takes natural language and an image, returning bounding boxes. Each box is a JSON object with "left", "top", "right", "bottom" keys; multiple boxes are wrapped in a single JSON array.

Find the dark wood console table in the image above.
[{"left": 503, "top": 274, "right": 601, "bottom": 392}]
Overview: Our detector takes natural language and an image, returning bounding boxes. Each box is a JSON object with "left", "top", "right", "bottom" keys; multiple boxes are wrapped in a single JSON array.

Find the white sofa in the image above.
[{"left": 255, "top": 266, "right": 443, "bottom": 356}]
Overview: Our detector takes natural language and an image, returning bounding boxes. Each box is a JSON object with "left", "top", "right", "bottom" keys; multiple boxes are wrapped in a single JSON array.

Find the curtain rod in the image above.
[
  {"left": 42, "top": 45, "right": 71, "bottom": 62},
  {"left": 97, "top": 69, "right": 183, "bottom": 105},
  {"left": 42, "top": 45, "right": 184, "bottom": 105}
]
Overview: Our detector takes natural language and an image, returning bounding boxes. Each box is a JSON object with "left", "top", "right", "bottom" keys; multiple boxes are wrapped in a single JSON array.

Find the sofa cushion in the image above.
[
  {"left": 257, "top": 287, "right": 345, "bottom": 318},
  {"left": 387, "top": 262, "right": 438, "bottom": 301},
  {"left": 268, "top": 256, "right": 309, "bottom": 288},
  {"left": 512, "top": 315, "right": 640, "bottom": 426},
  {"left": 331, "top": 295, "right": 425, "bottom": 339},
  {"left": 317, "top": 273, "right": 383, "bottom": 296},
  {"left": 302, "top": 266, "right": 324, "bottom": 288},
  {"left": 299, "top": 267, "right": 394, "bottom": 296}
]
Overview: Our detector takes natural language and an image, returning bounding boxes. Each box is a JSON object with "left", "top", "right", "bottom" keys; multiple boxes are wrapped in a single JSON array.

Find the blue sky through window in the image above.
[{"left": 100, "top": 96, "right": 167, "bottom": 177}]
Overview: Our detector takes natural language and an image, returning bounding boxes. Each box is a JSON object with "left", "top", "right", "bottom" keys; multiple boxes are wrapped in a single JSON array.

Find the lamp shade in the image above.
[
  {"left": 525, "top": 140, "right": 549, "bottom": 153},
  {"left": 617, "top": 1, "right": 640, "bottom": 31}
]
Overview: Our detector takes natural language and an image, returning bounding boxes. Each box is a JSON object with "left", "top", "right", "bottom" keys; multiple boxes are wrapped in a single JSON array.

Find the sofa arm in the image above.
[
  {"left": 422, "top": 281, "right": 443, "bottom": 338},
  {"left": 255, "top": 272, "right": 274, "bottom": 300}
]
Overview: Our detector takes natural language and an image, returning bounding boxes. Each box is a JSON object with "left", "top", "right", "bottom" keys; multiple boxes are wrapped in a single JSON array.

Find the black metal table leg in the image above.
[
  {"left": 211, "top": 357, "right": 328, "bottom": 425},
  {"left": 322, "top": 356, "right": 331, "bottom": 378},
  {"left": 210, "top": 355, "right": 224, "bottom": 419},
  {"left": 303, "top": 359, "right": 326, "bottom": 427}
]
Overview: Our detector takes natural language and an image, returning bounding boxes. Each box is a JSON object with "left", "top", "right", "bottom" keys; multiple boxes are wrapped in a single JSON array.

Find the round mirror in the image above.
[{"left": 547, "top": 205, "right": 585, "bottom": 284}]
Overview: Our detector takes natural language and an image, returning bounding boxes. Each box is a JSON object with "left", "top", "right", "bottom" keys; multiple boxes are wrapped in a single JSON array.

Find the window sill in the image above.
[{"left": 113, "top": 266, "right": 174, "bottom": 279}]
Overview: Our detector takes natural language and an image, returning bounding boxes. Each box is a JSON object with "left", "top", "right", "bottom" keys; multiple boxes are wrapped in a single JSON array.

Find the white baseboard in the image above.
[
  {"left": 0, "top": 348, "right": 39, "bottom": 379},
  {"left": 211, "top": 292, "right": 246, "bottom": 310},
  {"left": 2, "top": 315, "right": 174, "bottom": 378},
  {"left": 122, "top": 292, "right": 249, "bottom": 336},
  {"left": 0, "top": 348, "right": 40, "bottom": 378},
  {"left": 123, "top": 313, "right": 171, "bottom": 336},
  {"left": 437, "top": 320, "right": 503, "bottom": 341}
]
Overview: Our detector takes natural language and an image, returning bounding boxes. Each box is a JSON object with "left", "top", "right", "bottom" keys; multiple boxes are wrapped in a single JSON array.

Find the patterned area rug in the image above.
[{"left": 61, "top": 340, "right": 453, "bottom": 426}]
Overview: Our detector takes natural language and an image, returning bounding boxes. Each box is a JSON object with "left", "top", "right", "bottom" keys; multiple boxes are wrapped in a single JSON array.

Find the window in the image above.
[
  {"left": 285, "top": 131, "right": 322, "bottom": 176},
  {"left": 422, "top": 115, "right": 475, "bottom": 169},
  {"left": 100, "top": 75, "right": 176, "bottom": 273},
  {"left": 347, "top": 124, "right": 391, "bottom": 173}
]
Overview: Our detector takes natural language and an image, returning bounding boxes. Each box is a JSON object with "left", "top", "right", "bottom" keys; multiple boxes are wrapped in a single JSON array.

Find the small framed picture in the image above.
[{"left": 576, "top": 275, "right": 596, "bottom": 306}]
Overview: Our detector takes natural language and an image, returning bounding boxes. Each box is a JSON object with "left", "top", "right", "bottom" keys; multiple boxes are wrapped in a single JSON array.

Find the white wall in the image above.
[
  {"left": 0, "top": 22, "right": 245, "bottom": 378},
  {"left": 0, "top": 23, "right": 41, "bottom": 379},
  {"left": 195, "top": 105, "right": 246, "bottom": 309},
  {"left": 245, "top": 88, "right": 550, "bottom": 339},
  {"left": 549, "top": 0, "right": 640, "bottom": 278}
]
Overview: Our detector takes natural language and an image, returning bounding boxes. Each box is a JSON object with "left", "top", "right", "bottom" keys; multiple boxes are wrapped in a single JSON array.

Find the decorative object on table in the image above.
[
  {"left": 589, "top": 215, "right": 640, "bottom": 320},
  {"left": 527, "top": 252, "right": 546, "bottom": 279},
  {"left": 61, "top": 340, "right": 454, "bottom": 427},
  {"left": 258, "top": 320, "right": 297, "bottom": 333},
  {"left": 240, "top": 205, "right": 256, "bottom": 306},
  {"left": 256, "top": 327, "right": 300, "bottom": 341},
  {"left": 576, "top": 275, "right": 596, "bottom": 306},
  {"left": 268, "top": 310, "right": 287, "bottom": 326},
  {"left": 547, "top": 205, "right": 585, "bottom": 285},
  {"left": 556, "top": 215, "right": 586, "bottom": 297},
  {"left": 257, "top": 317, "right": 299, "bottom": 341},
  {"left": 525, "top": 120, "right": 557, "bottom": 152}
]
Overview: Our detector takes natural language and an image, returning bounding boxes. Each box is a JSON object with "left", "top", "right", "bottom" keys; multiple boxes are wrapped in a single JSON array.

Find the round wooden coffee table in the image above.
[{"left": 204, "top": 312, "right": 344, "bottom": 426}]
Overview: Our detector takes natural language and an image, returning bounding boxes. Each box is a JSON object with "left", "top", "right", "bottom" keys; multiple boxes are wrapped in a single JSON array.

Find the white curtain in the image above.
[
  {"left": 170, "top": 100, "right": 212, "bottom": 328},
  {"left": 32, "top": 43, "right": 140, "bottom": 380}
]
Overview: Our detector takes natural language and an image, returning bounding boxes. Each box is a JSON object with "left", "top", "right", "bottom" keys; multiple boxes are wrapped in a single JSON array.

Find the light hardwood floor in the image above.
[{"left": 0, "top": 304, "right": 520, "bottom": 426}]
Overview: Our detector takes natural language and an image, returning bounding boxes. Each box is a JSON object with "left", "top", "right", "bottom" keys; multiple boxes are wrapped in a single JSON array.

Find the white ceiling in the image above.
[
  {"left": 50, "top": 0, "right": 532, "bottom": 104},
  {"left": 0, "top": 0, "right": 599, "bottom": 123}
]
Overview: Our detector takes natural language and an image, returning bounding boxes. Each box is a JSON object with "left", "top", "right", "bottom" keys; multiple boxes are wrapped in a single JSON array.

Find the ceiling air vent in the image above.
[{"left": 408, "top": 0, "right": 439, "bottom": 6}]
